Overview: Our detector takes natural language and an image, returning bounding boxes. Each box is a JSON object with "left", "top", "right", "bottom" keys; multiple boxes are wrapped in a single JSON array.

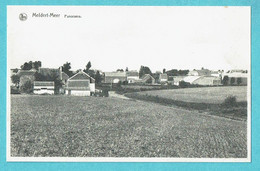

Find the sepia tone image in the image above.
[{"left": 7, "top": 6, "right": 250, "bottom": 161}]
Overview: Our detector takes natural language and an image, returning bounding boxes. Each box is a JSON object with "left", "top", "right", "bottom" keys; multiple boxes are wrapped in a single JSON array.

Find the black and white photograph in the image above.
[{"left": 7, "top": 6, "right": 250, "bottom": 162}]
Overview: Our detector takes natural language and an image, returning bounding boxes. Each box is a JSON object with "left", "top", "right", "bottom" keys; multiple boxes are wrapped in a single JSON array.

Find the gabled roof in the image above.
[
  {"left": 105, "top": 72, "right": 126, "bottom": 77},
  {"left": 183, "top": 76, "right": 201, "bottom": 83},
  {"left": 18, "top": 70, "right": 36, "bottom": 76},
  {"left": 69, "top": 71, "right": 95, "bottom": 82},
  {"left": 34, "top": 81, "right": 54, "bottom": 86},
  {"left": 126, "top": 71, "right": 139, "bottom": 77},
  {"left": 141, "top": 74, "right": 155, "bottom": 80},
  {"left": 62, "top": 72, "right": 69, "bottom": 80}
]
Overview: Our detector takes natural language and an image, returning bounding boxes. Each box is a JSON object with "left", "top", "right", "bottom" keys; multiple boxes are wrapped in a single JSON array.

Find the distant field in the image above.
[
  {"left": 132, "top": 86, "right": 248, "bottom": 104},
  {"left": 11, "top": 95, "right": 247, "bottom": 158}
]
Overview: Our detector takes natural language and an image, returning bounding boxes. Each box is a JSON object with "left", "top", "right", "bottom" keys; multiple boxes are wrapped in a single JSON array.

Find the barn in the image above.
[
  {"left": 66, "top": 71, "right": 95, "bottom": 96},
  {"left": 183, "top": 76, "right": 221, "bottom": 86},
  {"left": 139, "top": 74, "right": 155, "bottom": 84},
  {"left": 126, "top": 71, "right": 139, "bottom": 83},
  {"left": 33, "top": 81, "right": 55, "bottom": 95},
  {"left": 104, "top": 72, "right": 127, "bottom": 83}
]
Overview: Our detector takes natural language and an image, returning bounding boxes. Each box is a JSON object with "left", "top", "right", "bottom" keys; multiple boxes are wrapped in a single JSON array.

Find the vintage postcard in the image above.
[{"left": 7, "top": 6, "right": 251, "bottom": 162}]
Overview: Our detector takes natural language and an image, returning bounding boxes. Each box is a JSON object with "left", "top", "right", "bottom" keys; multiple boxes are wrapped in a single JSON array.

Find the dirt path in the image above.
[{"left": 108, "top": 91, "right": 130, "bottom": 100}]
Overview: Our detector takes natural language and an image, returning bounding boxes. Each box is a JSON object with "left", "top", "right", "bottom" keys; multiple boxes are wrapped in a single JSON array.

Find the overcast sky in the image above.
[{"left": 7, "top": 6, "right": 250, "bottom": 72}]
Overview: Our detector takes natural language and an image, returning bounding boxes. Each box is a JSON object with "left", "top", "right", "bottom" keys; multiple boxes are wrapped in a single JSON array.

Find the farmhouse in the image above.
[
  {"left": 104, "top": 71, "right": 127, "bottom": 83},
  {"left": 138, "top": 74, "right": 155, "bottom": 84},
  {"left": 159, "top": 73, "right": 168, "bottom": 83},
  {"left": 66, "top": 71, "right": 95, "bottom": 96},
  {"left": 33, "top": 81, "right": 55, "bottom": 95},
  {"left": 126, "top": 70, "right": 139, "bottom": 83}
]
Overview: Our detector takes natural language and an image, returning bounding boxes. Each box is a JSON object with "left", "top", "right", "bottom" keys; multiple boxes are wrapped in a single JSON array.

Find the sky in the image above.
[{"left": 7, "top": 6, "right": 250, "bottom": 72}]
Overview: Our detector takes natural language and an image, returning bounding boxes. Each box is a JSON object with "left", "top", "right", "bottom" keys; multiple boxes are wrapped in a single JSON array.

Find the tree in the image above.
[
  {"left": 21, "top": 62, "right": 32, "bottom": 70},
  {"left": 20, "top": 61, "right": 42, "bottom": 70},
  {"left": 116, "top": 69, "right": 124, "bottom": 72},
  {"left": 20, "top": 80, "right": 33, "bottom": 93},
  {"left": 163, "top": 68, "right": 166, "bottom": 73},
  {"left": 62, "top": 62, "right": 73, "bottom": 77},
  {"left": 139, "top": 66, "right": 152, "bottom": 78},
  {"left": 95, "top": 71, "right": 102, "bottom": 84},
  {"left": 33, "top": 61, "right": 42, "bottom": 70},
  {"left": 237, "top": 77, "right": 242, "bottom": 85},
  {"left": 230, "top": 77, "right": 235, "bottom": 85},
  {"left": 11, "top": 74, "right": 20, "bottom": 87},
  {"left": 222, "top": 76, "right": 229, "bottom": 85},
  {"left": 83, "top": 61, "right": 92, "bottom": 73}
]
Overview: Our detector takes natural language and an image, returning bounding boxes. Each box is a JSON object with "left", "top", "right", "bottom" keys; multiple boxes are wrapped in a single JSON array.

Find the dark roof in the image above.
[
  {"left": 39, "top": 68, "right": 60, "bottom": 77},
  {"left": 196, "top": 69, "right": 211, "bottom": 76},
  {"left": 69, "top": 71, "right": 95, "bottom": 82},
  {"left": 18, "top": 70, "right": 36, "bottom": 76},
  {"left": 62, "top": 72, "right": 69, "bottom": 80},
  {"left": 34, "top": 81, "right": 54, "bottom": 86},
  {"left": 67, "top": 80, "right": 90, "bottom": 90},
  {"left": 126, "top": 71, "right": 139, "bottom": 77},
  {"left": 105, "top": 72, "right": 126, "bottom": 77}
]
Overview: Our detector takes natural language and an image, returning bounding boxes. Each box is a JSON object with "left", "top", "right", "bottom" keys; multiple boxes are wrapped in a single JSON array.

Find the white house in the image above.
[
  {"left": 66, "top": 71, "right": 95, "bottom": 96},
  {"left": 126, "top": 70, "right": 139, "bottom": 83},
  {"left": 33, "top": 81, "right": 55, "bottom": 94}
]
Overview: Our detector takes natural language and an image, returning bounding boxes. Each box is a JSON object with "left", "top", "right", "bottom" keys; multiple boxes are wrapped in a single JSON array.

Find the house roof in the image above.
[
  {"left": 196, "top": 69, "right": 211, "bottom": 76},
  {"left": 141, "top": 74, "right": 155, "bottom": 80},
  {"left": 39, "top": 68, "right": 60, "bottom": 77},
  {"left": 18, "top": 70, "right": 36, "bottom": 76},
  {"left": 183, "top": 76, "right": 201, "bottom": 83},
  {"left": 66, "top": 80, "right": 90, "bottom": 90},
  {"left": 62, "top": 72, "right": 69, "bottom": 80},
  {"left": 34, "top": 81, "right": 54, "bottom": 86},
  {"left": 173, "top": 76, "right": 186, "bottom": 82},
  {"left": 69, "top": 71, "right": 95, "bottom": 82},
  {"left": 189, "top": 69, "right": 212, "bottom": 76},
  {"left": 126, "top": 71, "right": 139, "bottom": 77},
  {"left": 105, "top": 72, "right": 126, "bottom": 77}
]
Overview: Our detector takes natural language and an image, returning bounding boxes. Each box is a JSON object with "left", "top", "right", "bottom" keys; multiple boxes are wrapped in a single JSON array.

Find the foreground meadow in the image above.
[{"left": 11, "top": 95, "right": 247, "bottom": 158}]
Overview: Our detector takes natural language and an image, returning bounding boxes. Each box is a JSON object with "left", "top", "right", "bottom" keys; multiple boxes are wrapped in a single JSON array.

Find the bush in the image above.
[
  {"left": 230, "top": 77, "right": 235, "bottom": 85},
  {"left": 179, "top": 81, "right": 190, "bottom": 88},
  {"left": 222, "top": 76, "right": 229, "bottom": 85},
  {"left": 222, "top": 96, "right": 237, "bottom": 107},
  {"left": 20, "top": 80, "right": 33, "bottom": 93},
  {"left": 11, "top": 86, "right": 20, "bottom": 94},
  {"left": 237, "top": 77, "right": 242, "bottom": 85}
]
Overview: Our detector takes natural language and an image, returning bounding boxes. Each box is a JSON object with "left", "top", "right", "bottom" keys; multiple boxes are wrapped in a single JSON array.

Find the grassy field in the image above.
[
  {"left": 130, "top": 86, "right": 247, "bottom": 104},
  {"left": 11, "top": 95, "right": 247, "bottom": 158},
  {"left": 125, "top": 86, "right": 248, "bottom": 121}
]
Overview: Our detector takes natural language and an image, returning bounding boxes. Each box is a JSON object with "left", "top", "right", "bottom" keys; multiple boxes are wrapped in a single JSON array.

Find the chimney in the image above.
[{"left": 60, "top": 66, "right": 62, "bottom": 80}]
